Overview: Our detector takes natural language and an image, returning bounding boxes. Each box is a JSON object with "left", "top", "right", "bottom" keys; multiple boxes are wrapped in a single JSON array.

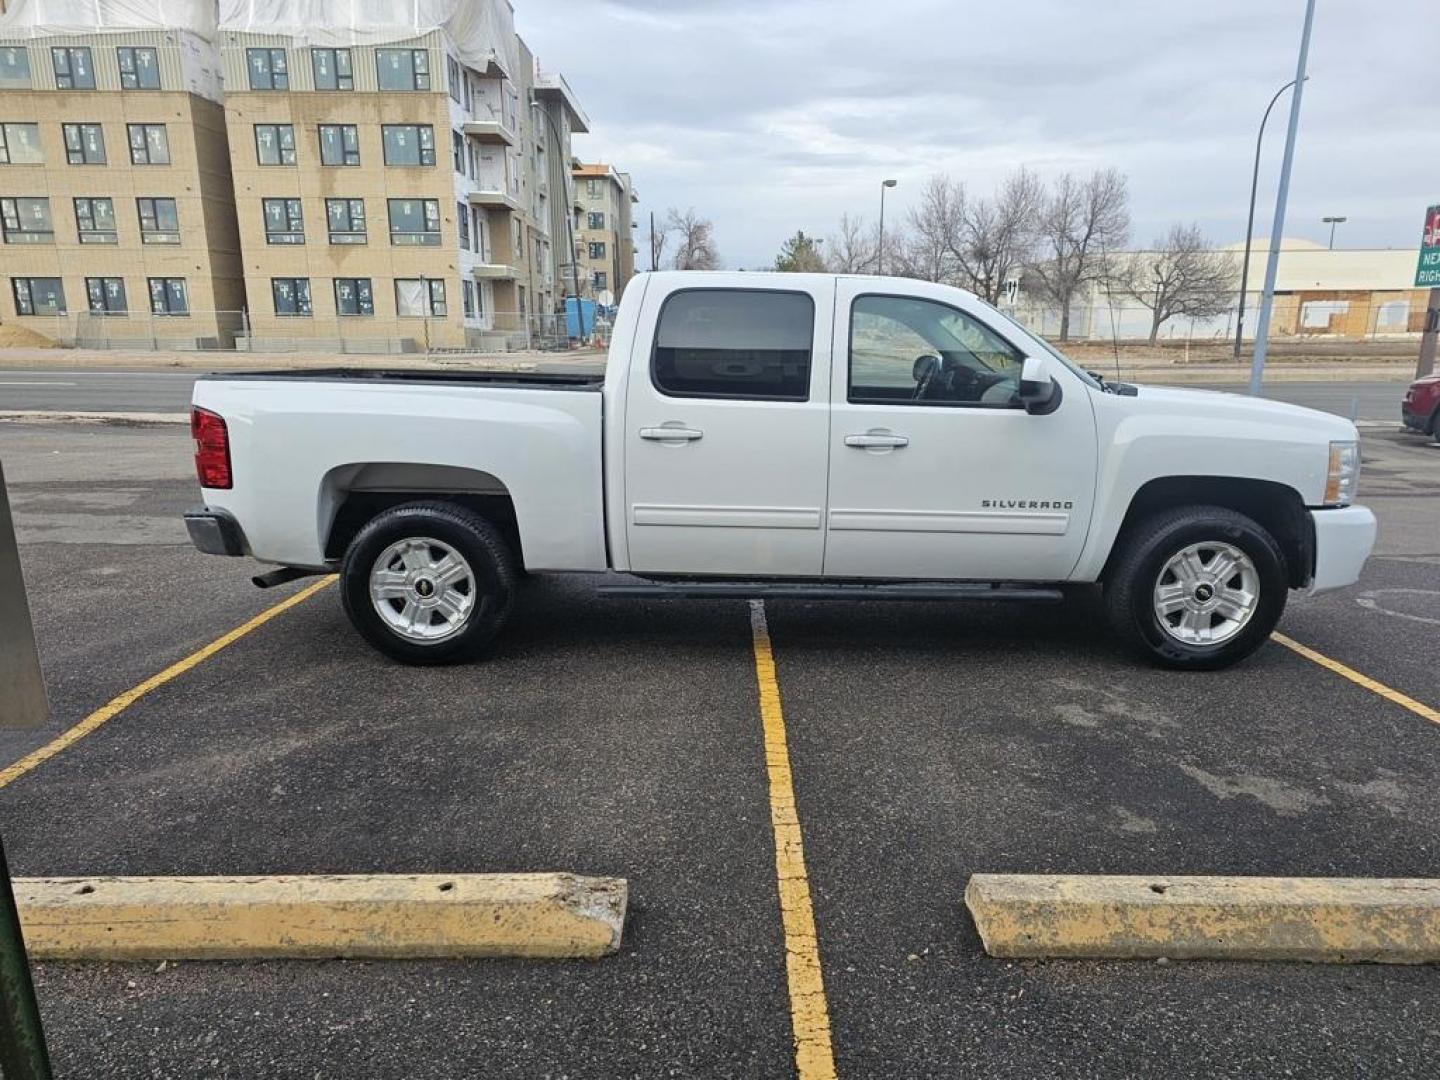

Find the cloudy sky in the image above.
[{"left": 517, "top": 0, "right": 1437, "bottom": 269}]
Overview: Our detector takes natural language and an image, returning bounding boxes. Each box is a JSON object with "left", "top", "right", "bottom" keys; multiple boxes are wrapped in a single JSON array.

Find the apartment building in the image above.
[
  {"left": 574, "top": 162, "right": 637, "bottom": 306},
  {"left": 0, "top": 17, "right": 244, "bottom": 345},
  {"left": 219, "top": 2, "right": 588, "bottom": 350}
]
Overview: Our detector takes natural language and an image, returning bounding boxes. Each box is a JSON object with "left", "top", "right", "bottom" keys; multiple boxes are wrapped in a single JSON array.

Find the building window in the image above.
[
  {"left": 652, "top": 289, "right": 815, "bottom": 401},
  {"left": 246, "top": 48, "right": 288, "bottom": 90},
  {"left": 452, "top": 129, "right": 464, "bottom": 173},
  {"left": 456, "top": 200, "right": 469, "bottom": 249},
  {"left": 0, "top": 46, "right": 31, "bottom": 89},
  {"left": 317, "top": 124, "right": 360, "bottom": 167},
  {"left": 376, "top": 48, "right": 429, "bottom": 91},
  {"left": 462, "top": 280, "right": 476, "bottom": 318},
  {"left": 0, "top": 123, "right": 43, "bottom": 164},
  {"left": 588, "top": 211, "right": 605, "bottom": 230},
  {"left": 127, "top": 124, "right": 170, "bottom": 165},
  {"left": 254, "top": 124, "right": 296, "bottom": 166},
  {"left": 388, "top": 198, "right": 440, "bottom": 246},
  {"left": 86, "top": 277, "right": 127, "bottom": 314},
  {"left": 74, "top": 197, "right": 118, "bottom": 244},
  {"left": 471, "top": 206, "right": 484, "bottom": 254},
  {"left": 447, "top": 56, "right": 461, "bottom": 102},
  {"left": 325, "top": 198, "right": 366, "bottom": 245},
  {"left": 311, "top": 48, "right": 353, "bottom": 91},
  {"left": 148, "top": 277, "right": 189, "bottom": 315},
  {"left": 588, "top": 241, "right": 607, "bottom": 260},
  {"left": 12, "top": 277, "right": 65, "bottom": 316},
  {"left": 272, "top": 278, "right": 312, "bottom": 316},
  {"left": 51, "top": 47, "right": 95, "bottom": 89},
  {"left": 262, "top": 198, "right": 304, "bottom": 244},
  {"left": 586, "top": 178, "right": 600, "bottom": 198},
  {"left": 592, "top": 271, "right": 608, "bottom": 292},
  {"left": 136, "top": 197, "right": 180, "bottom": 243},
  {"left": 1, "top": 198, "right": 53, "bottom": 244},
  {"left": 334, "top": 278, "right": 373, "bottom": 316},
  {"left": 117, "top": 46, "right": 160, "bottom": 89},
  {"left": 381, "top": 125, "right": 434, "bottom": 166},
  {"left": 62, "top": 123, "right": 105, "bottom": 164},
  {"left": 395, "top": 278, "right": 446, "bottom": 317}
]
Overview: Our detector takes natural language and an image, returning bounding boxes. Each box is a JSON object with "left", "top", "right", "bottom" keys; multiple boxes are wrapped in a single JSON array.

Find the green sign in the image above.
[{"left": 1418, "top": 204, "right": 1440, "bottom": 288}]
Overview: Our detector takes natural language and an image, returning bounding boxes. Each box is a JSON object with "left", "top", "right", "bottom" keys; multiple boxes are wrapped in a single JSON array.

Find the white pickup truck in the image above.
[{"left": 185, "top": 271, "right": 1376, "bottom": 670}]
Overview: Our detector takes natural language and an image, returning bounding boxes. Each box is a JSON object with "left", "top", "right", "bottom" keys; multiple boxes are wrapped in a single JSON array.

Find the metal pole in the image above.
[
  {"left": 1419, "top": 288, "right": 1439, "bottom": 378},
  {"left": 1248, "top": 0, "right": 1317, "bottom": 397},
  {"left": 1233, "top": 78, "right": 1300, "bottom": 361},
  {"left": 878, "top": 184, "right": 887, "bottom": 276},
  {"left": 0, "top": 837, "right": 52, "bottom": 1080}
]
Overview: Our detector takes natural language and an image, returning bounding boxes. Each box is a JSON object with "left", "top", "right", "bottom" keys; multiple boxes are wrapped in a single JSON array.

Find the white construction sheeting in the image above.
[
  {"left": 217, "top": 0, "right": 518, "bottom": 78},
  {"left": 0, "top": 0, "right": 218, "bottom": 38}
]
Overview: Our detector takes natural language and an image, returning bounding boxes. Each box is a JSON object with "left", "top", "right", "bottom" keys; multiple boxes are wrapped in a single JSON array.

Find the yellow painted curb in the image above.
[
  {"left": 15, "top": 873, "right": 626, "bottom": 961},
  {"left": 965, "top": 874, "right": 1440, "bottom": 964}
]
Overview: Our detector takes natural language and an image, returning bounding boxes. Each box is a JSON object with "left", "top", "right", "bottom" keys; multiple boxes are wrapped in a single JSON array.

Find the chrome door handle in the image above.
[
  {"left": 639, "top": 426, "right": 704, "bottom": 442},
  {"left": 844, "top": 433, "right": 909, "bottom": 448}
]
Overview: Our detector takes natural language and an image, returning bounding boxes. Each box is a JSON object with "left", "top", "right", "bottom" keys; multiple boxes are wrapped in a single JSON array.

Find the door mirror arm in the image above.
[{"left": 1018, "top": 356, "right": 1062, "bottom": 415}]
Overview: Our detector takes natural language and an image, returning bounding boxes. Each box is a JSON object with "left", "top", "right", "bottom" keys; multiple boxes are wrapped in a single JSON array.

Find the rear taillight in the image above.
[{"left": 191, "top": 406, "right": 232, "bottom": 489}]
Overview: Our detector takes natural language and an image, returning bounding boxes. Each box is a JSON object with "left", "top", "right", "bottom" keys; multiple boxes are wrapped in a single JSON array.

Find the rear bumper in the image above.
[
  {"left": 184, "top": 506, "right": 248, "bottom": 557},
  {"left": 1306, "top": 505, "right": 1376, "bottom": 595}
]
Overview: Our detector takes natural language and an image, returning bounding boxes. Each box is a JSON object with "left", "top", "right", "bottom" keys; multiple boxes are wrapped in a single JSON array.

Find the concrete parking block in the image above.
[
  {"left": 966, "top": 874, "right": 1440, "bottom": 963},
  {"left": 16, "top": 873, "right": 626, "bottom": 961}
]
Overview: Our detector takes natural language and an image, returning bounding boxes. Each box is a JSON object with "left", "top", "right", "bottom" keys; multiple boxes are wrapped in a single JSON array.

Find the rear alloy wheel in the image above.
[
  {"left": 1104, "top": 505, "right": 1287, "bottom": 670},
  {"left": 341, "top": 502, "right": 515, "bottom": 665}
]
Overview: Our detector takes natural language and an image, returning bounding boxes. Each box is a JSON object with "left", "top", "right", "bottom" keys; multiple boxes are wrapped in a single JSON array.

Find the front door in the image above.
[
  {"left": 824, "top": 282, "right": 1097, "bottom": 581},
  {"left": 623, "top": 281, "right": 834, "bottom": 576}
]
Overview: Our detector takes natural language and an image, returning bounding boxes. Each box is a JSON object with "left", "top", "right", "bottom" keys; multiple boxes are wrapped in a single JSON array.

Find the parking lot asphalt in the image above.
[{"left": 0, "top": 418, "right": 1437, "bottom": 1078}]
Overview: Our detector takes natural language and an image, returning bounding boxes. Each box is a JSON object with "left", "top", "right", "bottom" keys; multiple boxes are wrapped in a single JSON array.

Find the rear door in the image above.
[{"left": 622, "top": 279, "right": 834, "bottom": 576}]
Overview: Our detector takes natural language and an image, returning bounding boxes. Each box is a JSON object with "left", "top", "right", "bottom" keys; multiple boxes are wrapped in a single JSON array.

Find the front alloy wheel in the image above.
[{"left": 1152, "top": 541, "right": 1260, "bottom": 647}]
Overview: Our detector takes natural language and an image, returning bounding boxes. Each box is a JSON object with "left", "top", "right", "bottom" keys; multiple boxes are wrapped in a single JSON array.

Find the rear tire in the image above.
[
  {"left": 341, "top": 501, "right": 516, "bottom": 665},
  {"left": 1104, "top": 505, "right": 1287, "bottom": 670}
]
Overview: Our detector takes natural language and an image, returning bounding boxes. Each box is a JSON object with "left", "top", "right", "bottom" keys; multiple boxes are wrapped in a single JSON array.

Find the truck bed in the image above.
[{"left": 196, "top": 369, "right": 605, "bottom": 390}]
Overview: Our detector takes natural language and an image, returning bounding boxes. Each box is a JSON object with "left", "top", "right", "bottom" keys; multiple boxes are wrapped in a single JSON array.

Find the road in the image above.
[
  {"left": 0, "top": 417, "right": 1436, "bottom": 1078},
  {"left": 0, "top": 368, "right": 1415, "bottom": 421}
]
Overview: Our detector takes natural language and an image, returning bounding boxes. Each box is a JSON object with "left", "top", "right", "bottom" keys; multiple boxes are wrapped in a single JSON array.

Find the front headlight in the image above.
[{"left": 1324, "top": 440, "right": 1359, "bottom": 506}]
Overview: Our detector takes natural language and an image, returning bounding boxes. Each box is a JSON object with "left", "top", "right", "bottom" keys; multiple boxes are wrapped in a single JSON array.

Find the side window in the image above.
[
  {"left": 848, "top": 294, "right": 1025, "bottom": 407},
  {"left": 652, "top": 289, "right": 814, "bottom": 401}
]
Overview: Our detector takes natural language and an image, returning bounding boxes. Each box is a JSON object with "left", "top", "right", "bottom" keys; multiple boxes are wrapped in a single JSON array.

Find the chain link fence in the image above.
[{"left": 5, "top": 310, "right": 613, "bottom": 356}]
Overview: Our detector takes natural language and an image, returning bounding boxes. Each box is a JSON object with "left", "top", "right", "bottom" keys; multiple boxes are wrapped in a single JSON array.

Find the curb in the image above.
[
  {"left": 0, "top": 411, "right": 188, "bottom": 426},
  {"left": 965, "top": 874, "right": 1440, "bottom": 964},
  {"left": 16, "top": 873, "right": 627, "bottom": 961}
]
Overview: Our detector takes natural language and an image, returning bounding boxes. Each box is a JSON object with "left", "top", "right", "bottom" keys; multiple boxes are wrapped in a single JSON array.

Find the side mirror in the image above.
[
  {"left": 912, "top": 353, "right": 941, "bottom": 384},
  {"left": 1017, "top": 356, "right": 1062, "bottom": 415}
]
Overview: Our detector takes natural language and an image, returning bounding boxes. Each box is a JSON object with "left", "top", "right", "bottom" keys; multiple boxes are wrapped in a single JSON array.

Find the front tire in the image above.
[
  {"left": 341, "top": 501, "right": 516, "bottom": 665},
  {"left": 1104, "top": 505, "right": 1288, "bottom": 670}
]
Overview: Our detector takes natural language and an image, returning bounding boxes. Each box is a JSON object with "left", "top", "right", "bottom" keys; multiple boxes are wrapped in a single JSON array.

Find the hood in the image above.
[{"left": 1127, "top": 384, "right": 1359, "bottom": 441}]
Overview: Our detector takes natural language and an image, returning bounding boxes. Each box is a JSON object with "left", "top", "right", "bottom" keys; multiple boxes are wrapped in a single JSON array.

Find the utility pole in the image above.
[
  {"left": 877, "top": 178, "right": 897, "bottom": 275},
  {"left": 1248, "top": 0, "right": 1317, "bottom": 397},
  {"left": 1323, "top": 215, "right": 1347, "bottom": 249},
  {"left": 1233, "top": 78, "right": 1301, "bottom": 361},
  {"left": 650, "top": 210, "right": 658, "bottom": 271}
]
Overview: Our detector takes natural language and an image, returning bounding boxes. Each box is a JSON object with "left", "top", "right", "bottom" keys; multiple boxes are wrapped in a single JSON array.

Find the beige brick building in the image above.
[
  {"left": 574, "top": 161, "right": 637, "bottom": 307},
  {"left": 220, "top": 11, "right": 589, "bottom": 351},
  {"left": 0, "top": 26, "right": 244, "bottom": 345}
]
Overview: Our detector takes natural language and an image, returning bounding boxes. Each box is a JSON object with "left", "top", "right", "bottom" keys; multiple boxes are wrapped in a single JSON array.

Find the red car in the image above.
[{"left": 1403, "top": 373, "right": 1440, "bottom": 443}]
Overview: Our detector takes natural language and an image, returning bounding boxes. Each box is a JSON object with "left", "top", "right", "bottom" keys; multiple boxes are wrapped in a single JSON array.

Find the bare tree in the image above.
[
  {"left": 1123, "top": 223, "right": 1240, "bottom": 344},
  {"left": 952, "top": 167, "right": 1043, "bottom": 305},
  {"left": 1027, "top": 168, "right": 1130, "bottom": 340},
  {"left": 891, "top": 174, "right": 963, "bottom": 282},
  {"left": 825, "top": 213, "right": 877, "bottom": 273},
  {"left": 665, "top": 207, "right": 720, "bottom": 271}
]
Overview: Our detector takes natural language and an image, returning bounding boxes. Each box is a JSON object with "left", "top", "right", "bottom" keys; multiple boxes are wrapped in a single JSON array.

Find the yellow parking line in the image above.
[
  {"left": 1272, "top": 632, "right": 1440, "bottom": 726},
  {"left": 748, "top": 600, "right": 837, "bottom": 1080},
  {"left": 0, "top": 576, "right": 336, "bottom": 790}
]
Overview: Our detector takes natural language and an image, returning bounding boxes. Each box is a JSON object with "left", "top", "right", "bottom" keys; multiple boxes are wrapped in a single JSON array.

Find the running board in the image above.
[{"left": 598, "top": 582, "right": 1065, "bottom": 602}]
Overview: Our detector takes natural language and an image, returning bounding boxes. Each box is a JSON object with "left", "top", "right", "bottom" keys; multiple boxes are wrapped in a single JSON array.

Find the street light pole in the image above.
[
  {"left": 877, "top": 178, "right": 897, "bottom": 275},
  {"left": 1233, "top": 77, "right": 1302, "bottom": 362},
  {"left": 1323, "top": 215, "right": 1347, "bottom": 249},
  {"left": 1248, "top": 0, "right": 1317, "bottom": 398}
]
